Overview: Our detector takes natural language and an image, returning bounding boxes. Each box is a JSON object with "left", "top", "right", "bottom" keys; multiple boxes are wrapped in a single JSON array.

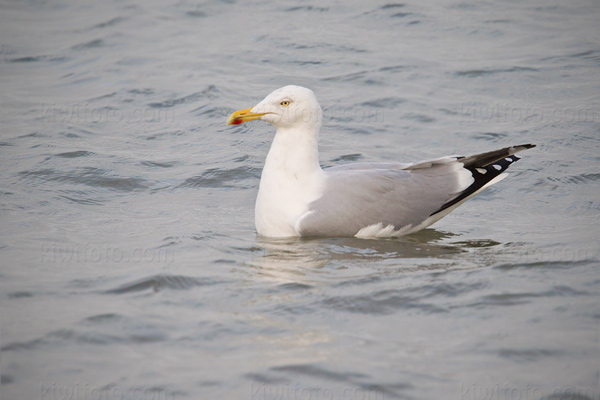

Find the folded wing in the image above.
[{"left": 297, "top": 144, "right": 535, "bottom": 237}]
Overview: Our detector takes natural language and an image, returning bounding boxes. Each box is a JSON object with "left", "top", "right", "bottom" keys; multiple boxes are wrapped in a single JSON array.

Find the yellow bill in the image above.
[{"left": 226, "top": 107, "right": 269, "bottom": 125}]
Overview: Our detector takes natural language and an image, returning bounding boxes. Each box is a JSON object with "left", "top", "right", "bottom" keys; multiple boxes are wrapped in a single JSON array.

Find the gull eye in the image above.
[{"left": 280, "top": 100, "right": 290, "bottom": 107}]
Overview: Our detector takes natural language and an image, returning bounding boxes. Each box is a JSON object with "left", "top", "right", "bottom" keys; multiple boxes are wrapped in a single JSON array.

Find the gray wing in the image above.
[
  {"left": 298, "top": 159, "right": 470, "bottom": 236},
  {"left": 298, "top": 144, "right": 535, "bottom": 237}
]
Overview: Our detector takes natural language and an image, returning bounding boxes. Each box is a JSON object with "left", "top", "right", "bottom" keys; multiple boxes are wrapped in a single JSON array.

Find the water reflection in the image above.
[{"left": 246, "top": 229, "right": 499, "bottom": 284}]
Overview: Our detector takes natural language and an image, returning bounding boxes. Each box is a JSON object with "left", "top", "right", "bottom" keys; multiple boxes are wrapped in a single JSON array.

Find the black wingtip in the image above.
[
  {"left": 430, "top": 148, "right": 532, "bottom": 218},
  {"left": 515, "top": 143, "right": 536, "bottom": 150}
]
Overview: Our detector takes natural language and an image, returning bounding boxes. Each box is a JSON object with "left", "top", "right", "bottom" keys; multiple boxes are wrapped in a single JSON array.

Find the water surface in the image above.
[{"left": 1, "top": 0, "right": 599, "bottom": 399}]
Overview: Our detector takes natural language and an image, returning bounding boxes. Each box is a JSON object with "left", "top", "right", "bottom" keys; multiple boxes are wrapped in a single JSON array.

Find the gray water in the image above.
[{"left": 1, "top": 0, "right": 599, "bottom": 399}]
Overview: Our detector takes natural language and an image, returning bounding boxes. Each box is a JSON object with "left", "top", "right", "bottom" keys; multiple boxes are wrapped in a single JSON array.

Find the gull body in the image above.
[{"left": 227, "top": 85, "right": 535, "bottom": 238}]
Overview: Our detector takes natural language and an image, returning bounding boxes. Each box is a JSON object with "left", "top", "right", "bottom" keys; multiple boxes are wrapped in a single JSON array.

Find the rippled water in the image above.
[{"left": 1, "top": 0, "right": 599, "bottom": 399}]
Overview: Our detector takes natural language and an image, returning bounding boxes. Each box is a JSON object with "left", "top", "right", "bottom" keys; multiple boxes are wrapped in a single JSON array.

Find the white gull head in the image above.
[
  {"left": 228, "top": 85, "right": 322, "bottom": 131},
  {"left": 251, "top": 85, "right": 322, "bottom": 130}
]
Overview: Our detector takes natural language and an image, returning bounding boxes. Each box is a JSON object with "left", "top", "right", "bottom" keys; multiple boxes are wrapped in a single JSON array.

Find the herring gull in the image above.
[{"left": 227, "top": 85, "right": 535, "bottom": 238}]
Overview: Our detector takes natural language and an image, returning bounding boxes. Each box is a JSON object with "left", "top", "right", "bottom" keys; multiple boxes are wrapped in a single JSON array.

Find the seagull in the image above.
[{"left": 227, "top": 85, "right": 535, "bottom": 238}]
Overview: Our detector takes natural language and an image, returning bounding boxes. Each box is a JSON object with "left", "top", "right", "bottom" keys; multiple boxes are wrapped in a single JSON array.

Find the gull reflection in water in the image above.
[{"left": 245, "top": 229, "right": 498, "bottom": 285}]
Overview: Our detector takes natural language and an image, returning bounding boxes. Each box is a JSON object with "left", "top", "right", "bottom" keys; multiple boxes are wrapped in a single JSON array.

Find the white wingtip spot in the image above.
[
  {"left": 505, "top": 157, "right": 512, "bottom": 162},
  {"left": 493, "top": 164, "right": 502, "bottom": 171},
  {"left": 476, "top": 168, "right": 487, "bottom": 174}
]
